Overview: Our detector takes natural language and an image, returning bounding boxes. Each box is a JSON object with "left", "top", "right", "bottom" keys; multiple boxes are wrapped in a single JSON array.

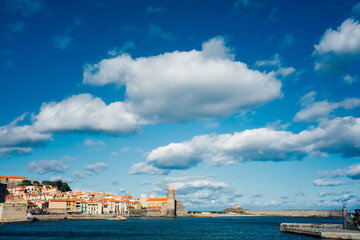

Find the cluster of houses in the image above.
[{"left": 1, "top": 175, "right": 186, "bottom": 217}]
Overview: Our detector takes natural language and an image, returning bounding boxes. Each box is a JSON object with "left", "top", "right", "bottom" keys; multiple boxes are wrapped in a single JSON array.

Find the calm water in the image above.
[{"left": 0, "top": 216, "right": 343, "bottom": 239}]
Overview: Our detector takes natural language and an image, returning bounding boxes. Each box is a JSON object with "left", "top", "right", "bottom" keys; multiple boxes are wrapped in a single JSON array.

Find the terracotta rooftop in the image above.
[
  {"left": 146, "top": 198, "right": 167, "bottom": 202},
  {"left": 0, "top": 176, "right": 27, "bottom": 179}
]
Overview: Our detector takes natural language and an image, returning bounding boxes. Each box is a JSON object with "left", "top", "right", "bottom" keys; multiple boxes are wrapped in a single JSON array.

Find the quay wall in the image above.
[
  {"left": 0, "top": 203, "right": 27, "bottom": 222},
  {"left": 245, "top": 209, "right": 343, "bottom": 217},
  {"left": 147, "top": 211, "right": 162, "bottom": 217},
  {"left": 128, "top": 209, "right": 147, "bottom": 217}
]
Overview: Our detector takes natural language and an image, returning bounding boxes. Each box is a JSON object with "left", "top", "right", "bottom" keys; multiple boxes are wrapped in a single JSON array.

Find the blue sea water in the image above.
[{"left": 0, "top": 216, "right": 343, "bottom": 239}]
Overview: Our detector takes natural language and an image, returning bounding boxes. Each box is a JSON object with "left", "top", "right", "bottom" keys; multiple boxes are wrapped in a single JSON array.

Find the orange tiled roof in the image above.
[
  {"left": 0, "top": 176, "right": 27, "bottom": 179},
  {"left": 49, "top": 199, "right": 67, "bottom": 202},
  {"left": 146, "top": 198, "right": 167, "bottom": 202}
]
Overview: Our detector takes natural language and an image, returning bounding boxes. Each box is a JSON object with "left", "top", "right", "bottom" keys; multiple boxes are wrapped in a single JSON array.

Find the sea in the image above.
[{"left": 0, "top": 216, "right": 343, "bottom": 239}]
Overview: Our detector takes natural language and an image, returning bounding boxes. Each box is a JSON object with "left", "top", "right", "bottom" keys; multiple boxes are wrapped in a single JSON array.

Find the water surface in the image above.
[{"left": 0, "top": 216, "right": 343, "bottom": 239}]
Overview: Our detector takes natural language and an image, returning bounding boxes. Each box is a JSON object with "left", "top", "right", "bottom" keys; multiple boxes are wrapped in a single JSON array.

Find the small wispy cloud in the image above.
[
  {"left": 6, "top": 0, "right": 45, "bottom": 17},
  {"left": 54, "top": 18, "right": 83, "bottom": 50},
  {"left": 148, "top": 24, "right": 174, "bottom": 40},
  {"left": 313, "top": 179, "right": 343, "bottom": 187},
  {"left": 8, "top": 21, "right": 25, "bottom": 33},
  {"left": 72, "top": 162, "right": 109, "bottom": 180},
  {"left": 145, "top": 6, "right": 165, "bottom": 14},
  {"left": 108, "top": 41, "right": 135, "bottom": 56},
  {"left": 84, "top": 139, "right": 106, "bottom": 147}
]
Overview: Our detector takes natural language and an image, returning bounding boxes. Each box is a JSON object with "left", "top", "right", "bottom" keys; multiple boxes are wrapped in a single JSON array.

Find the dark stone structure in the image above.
[{"left": 0, "top": 184, "right": 6, "bottom": 203}]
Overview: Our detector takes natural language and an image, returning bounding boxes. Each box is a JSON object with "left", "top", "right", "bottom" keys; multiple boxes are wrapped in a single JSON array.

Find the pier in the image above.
[{"left": 280, "top": 223, "right": 360, "bottom": 239}]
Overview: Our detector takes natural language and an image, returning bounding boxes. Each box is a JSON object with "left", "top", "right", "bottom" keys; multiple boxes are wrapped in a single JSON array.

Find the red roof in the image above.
[
  {"left": 146, "top": 198, "right": 167, "bottom": 202},
  {"left": 0, "top": 176, "right": 27, "bottom": 179}
]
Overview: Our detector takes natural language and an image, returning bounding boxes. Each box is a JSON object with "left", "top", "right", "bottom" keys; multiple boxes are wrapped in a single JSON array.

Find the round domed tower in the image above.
[{"left": 166, "top": 185, "right": 176, "bottom": 217}]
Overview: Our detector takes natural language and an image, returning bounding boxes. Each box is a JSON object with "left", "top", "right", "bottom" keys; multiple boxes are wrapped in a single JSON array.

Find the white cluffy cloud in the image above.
[
  {"left": 314, "top": 18, "right": 360, "bottom": 76},
  {"left": 83, "top": 36, "right": 282, "bottom": 123},
  {"left": 129, "top": 116, "right": 360, "bottom": 175},
  {"left": 32, "top": 94, "right": 144, "bottom": 135},
  {"left": 294, "top": 91, "right": 360, "bottom": 122},
  {"left": 0, "top": 114, "right": 51, "bottom": 158},
  {"left": 4, "top": 37, "right": 283, "bottom": 158},
  {"left": 27, "top": 159, "right": 68, "bottom": 174}
]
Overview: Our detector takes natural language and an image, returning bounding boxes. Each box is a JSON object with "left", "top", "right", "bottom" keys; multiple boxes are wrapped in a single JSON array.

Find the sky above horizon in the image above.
[{"left": 1, "top": 0, "right": 360, "bottom": 211}]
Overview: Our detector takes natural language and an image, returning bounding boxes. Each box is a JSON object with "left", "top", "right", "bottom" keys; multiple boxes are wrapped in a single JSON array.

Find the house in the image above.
[
  {"left": 66, "top": 199, "right": 76, "bottom": 213},
  {"left": 87, "top": 201, "right": 102, "bottom": 215},
  {"left": 48, "top": 199, "right": 67, "bottom": 214},
  {"left": 81, "top": 201, "right": 88, "bottom": 213}
]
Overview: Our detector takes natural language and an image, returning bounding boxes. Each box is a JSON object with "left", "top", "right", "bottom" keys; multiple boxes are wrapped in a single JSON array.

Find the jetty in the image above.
[{"left": 280, "top": 223, "right": 360, "bottom": 239}]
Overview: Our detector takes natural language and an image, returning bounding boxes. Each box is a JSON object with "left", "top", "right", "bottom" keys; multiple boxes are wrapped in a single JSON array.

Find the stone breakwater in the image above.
[
  {"left": 280, "top": 223, "right": 360, "bottom": 239},
  {"left": 246, "top": 209, "right": 343, "bottom": 217}
]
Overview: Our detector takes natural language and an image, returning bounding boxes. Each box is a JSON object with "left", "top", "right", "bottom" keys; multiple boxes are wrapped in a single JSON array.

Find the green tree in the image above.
[
  {"left": 20, "top": 180, "right": 32, "bottom": 186},
  {"left": 53, "top": 180, "right": 63, "bottom": 189},
  {"left": 60, "top": 182, "right": 71, "bottom": 192},
  {"left": 41, "top": 180, "right": 72, "bottom": 192},
  {"left": 41, "top": 180, "right": 53, "bottom": 185},
  {"left": 33, "top": 181, "right": 40, "bottom": 186}
]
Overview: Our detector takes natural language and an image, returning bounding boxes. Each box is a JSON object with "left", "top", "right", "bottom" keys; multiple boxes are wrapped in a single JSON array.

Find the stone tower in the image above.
[
  {"left": 166, "top": 185, "right": 176, "bottom": 217},
  {"left": 342, "top": 204, "right": 348, "bottom": 217}
]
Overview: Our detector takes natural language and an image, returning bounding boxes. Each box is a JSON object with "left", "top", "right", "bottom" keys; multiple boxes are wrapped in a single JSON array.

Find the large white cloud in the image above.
[
  {"left": 32, "top": 94, "right": 144, "bottom": 135},
  {"left": 294, "top": 91, "right": 360, "bottom": 122},
  {"left": 130, "top": 116, "right": 360, "bottom": 174},
  {"left": 314, "top": 18, "right": 360, "bottom": 76},
  {"left": 0, "top": 114, "right": 51, "bottom": 158},
  {"left": 4, "top": 37, "right": 283, "bottom": 154},
  {"left": 83, "top": 37, "right": 282, "bottom": 123}
]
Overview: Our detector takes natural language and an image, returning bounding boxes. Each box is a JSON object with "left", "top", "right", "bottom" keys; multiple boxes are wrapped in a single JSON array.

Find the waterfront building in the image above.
[
  {"left": 48, "top": 199, "right": 67, "bottom": 214},
  {"left": 66, "top": 199, "right": 76, "bottom": 213},
  {"left": 0, "top": 176, "right": 27, "bottom": 186},
  {"left": 143, "top": 186, "right": 187, "bottom": 217},
  {"left": 81, "top": 201, "right": 88, "bottom": 213},
  {"left": 87, "top": 201, "right": 102, "bottom": 215}
]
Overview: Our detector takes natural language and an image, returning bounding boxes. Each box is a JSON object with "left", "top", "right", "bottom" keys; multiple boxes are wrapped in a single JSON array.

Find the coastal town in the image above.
[{"left": 0, "top": 175, "right": 187, "bottom": 221}]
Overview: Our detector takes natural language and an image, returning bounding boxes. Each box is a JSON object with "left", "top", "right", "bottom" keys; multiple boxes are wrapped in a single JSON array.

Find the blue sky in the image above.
[{"left": 1, "top": 0, "right": 360, "bottom": 211}]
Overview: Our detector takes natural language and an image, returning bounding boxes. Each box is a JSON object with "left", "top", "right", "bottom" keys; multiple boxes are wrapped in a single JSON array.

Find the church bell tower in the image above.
[{"left": 166, "top": 185, "right": 176, "bottom": 217}]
